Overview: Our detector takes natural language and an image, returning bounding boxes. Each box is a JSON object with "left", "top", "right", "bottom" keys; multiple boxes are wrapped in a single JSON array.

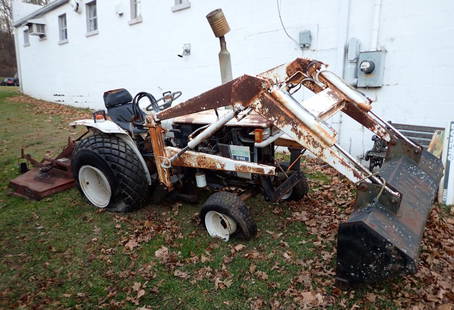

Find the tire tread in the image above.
[{"left": 73, "top": 134, "right": 148, "bottom": 212}]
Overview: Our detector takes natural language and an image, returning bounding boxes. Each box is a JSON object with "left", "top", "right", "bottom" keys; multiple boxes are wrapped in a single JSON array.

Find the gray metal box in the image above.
[
  {"left": 357, "top": 50, "right": 386, "bottom": 88},
  {"left": 299, "top": 30, "right": 312, "bottom": 49}
]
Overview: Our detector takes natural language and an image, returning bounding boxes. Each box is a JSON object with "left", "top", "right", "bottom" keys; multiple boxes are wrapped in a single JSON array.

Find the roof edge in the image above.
[{"left": 13, "top": 0, "right": 70, "bottom": 27}]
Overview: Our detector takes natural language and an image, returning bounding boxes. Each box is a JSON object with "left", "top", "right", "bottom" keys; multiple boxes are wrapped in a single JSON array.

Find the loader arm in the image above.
[
  {"left": 156, "top": 58, "right": 400, "bottom": 194},
  {"left": 153, "top": 58, "right": 444, "bottom": 285}
]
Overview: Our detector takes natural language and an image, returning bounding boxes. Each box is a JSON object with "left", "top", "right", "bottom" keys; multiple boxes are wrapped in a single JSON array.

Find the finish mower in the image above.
[{"left": 70, "top": 58, "right": 443, "bottom": 285}]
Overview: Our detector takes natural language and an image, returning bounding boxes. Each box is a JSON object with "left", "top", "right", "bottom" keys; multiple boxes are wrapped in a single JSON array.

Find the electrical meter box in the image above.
[{"left": 357, "top": 50, "right": 386, "bottom": 88}]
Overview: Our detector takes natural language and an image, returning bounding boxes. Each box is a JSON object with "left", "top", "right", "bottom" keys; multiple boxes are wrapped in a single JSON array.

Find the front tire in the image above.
[
  {"left": 72, "top": 134, "right": 148, "bottom": 212},
  {"left": 200, "top": 192, "right": 257, "bottom": 241}
]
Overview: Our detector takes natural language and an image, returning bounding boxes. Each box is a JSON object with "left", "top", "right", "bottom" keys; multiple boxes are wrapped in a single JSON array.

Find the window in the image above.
[
  {"left": 58, "top": 14, "right": 68, "bottom": 42},
  {"left": 23, "top": 29, "right": 30, "bottom": 46},
  {"left": 171, "top": 0, "right": 190, "bottom": 12},
  {"left": 35, "top": 24, "right": 45, "bottom": 34},
  {"left": 86, "top": 1, "right": 98, "bottom": 34}
]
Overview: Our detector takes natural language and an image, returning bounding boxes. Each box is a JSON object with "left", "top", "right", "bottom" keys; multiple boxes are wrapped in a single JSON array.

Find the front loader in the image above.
[{"left": 70, "top": 58, "right": 443, "bottom": 285}]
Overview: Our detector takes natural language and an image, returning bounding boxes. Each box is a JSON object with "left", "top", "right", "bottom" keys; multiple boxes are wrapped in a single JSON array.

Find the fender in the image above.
[{"left": 70, "top": 119, "right": 152, "bottom": 185}]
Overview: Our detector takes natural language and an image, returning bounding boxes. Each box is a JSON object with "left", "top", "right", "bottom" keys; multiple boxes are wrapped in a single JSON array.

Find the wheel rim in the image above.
[
  {"left": 281, "top": 189, "right": 292, "bottom": 200},
  {"left": 205, "top": 211, "right": 237, "bottom": 242},
  {"left": 78, "top": 165, "right": 112, "bottom": 208}
]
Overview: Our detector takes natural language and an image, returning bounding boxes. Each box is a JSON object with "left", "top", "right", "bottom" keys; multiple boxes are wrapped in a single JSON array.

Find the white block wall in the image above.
[{"left": 13, "top": 0, "right": 454, "bottom": 157}]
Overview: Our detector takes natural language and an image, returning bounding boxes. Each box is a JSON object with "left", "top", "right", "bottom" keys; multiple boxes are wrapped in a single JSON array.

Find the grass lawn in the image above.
[{"left": 0, "top": 86, "right": 452, "bottom": 309}]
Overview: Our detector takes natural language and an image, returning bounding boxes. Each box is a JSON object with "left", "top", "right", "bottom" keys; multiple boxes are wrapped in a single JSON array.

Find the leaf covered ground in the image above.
[{"left": 0, "top": 87, "right": 453, "bottom": 309}]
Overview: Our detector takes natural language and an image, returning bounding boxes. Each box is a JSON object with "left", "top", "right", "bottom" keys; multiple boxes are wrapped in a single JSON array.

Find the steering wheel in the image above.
[
  {"left": 132, "top": 92, "right": 159, "bottom": 113},
  {"left": 145, "top": 91, "right": 182, "bottom": 112}
]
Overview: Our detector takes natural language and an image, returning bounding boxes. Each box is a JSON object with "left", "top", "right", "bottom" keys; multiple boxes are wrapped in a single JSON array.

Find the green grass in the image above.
[{"left": 0, "top": 87, "right": 407, "bottom": 309}]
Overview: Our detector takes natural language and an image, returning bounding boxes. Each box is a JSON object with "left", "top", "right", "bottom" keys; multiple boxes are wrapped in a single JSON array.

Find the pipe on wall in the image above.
[
  {"left": 370, "top": 0, "right": 383, "bottom": 50},
  {"left": 13, "top": 30, "right": 23, "bottom": 93},
  {"left": 334, "top": 0, "right": 352, "bottom": 146}
]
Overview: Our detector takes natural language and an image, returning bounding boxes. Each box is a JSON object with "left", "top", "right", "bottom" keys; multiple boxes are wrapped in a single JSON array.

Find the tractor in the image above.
[{"left": 70, "top": 57, "right": 443, "bottom": 286}]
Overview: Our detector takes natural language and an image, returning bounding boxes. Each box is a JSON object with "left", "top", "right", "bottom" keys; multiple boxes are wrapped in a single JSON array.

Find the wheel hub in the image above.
[
  {"left": 78, "top": 165, "right": 111, "bottom": 208},
  {"left": 205, "top": 211, "right": 237, "bottom": 241}
]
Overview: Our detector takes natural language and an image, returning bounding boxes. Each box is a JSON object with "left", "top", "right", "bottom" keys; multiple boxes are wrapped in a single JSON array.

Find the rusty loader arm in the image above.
[{"left": 147, "top": 58, "right": 443, "bottom": 285}]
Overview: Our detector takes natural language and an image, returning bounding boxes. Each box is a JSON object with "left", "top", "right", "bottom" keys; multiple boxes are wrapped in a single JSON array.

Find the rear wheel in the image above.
[
  {"left": 262, "top": 169, "right": 309, "bottom": 202},
  {"left": 200, "top": 192, "right": 257, "bottom": 241},
  {"left": 275, "top": 148, "right": 309, "bottom": 201},
  {"left": 72, "top": 134, "right": 149, "bottom": 212},
  {"left": 287, "top": 172, "right": 309, "bottom": 201}
]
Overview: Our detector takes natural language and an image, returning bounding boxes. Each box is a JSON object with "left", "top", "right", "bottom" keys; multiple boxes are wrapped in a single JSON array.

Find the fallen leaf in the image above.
[
  {"left": 137, "top": 289, "right": 145, "bottom": 299},
  {"left": 366, "top": 292, "right": 376, "bottom": 302},
  {"left": 301, "top": 291, "right": 316, "bottom": 304},
  {"left": 174, "top": 270, "right": 189, "bottom": 279},
  {"left": 154, "top": 246, "right": 169, "bottom": 262},
  {"left": 255, "top": 271, "right": 268, "bottom": 281},
  {"left": 250, "top": 297, "right": 265, "bottom": 309},
  {"left": 223, "top": 278, "right": 233, "bottom": 288},
  {"left": 125, "top": 239, "right": 139, "bottom": 251},
  {"left": 233, "top": 244, "right": 246, "bottom": 252},
  {"left": 132, "top": 282, "right": 141, "bottom": 292}
]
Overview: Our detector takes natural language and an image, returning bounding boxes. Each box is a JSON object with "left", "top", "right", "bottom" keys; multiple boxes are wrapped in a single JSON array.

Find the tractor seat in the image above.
[{"left": 103, "top": 88, "right": 148, "bottom": 135}]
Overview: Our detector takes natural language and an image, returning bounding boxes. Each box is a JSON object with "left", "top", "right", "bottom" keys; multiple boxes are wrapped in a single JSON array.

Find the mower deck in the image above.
[{"left": 9, "top": 162, "right": 74, "bottom": 200}]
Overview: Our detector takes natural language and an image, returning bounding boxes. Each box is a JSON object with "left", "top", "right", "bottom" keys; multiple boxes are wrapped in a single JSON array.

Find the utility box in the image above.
[
  {"left": 299, "top": 30, "right": 312, "bottom": 49},
  {"left": 357, "top": 50, "right": 386, "bottom": 88}
]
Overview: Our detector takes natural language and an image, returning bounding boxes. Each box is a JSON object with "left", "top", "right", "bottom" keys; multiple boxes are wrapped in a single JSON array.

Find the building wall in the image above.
[{"left": 13, "top": 0, "right": 454, "bottom": 157}]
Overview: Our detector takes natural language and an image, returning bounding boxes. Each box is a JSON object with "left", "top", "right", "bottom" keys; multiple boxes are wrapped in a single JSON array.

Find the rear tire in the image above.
[
  {"left": 288, "top": 173, "right": 309, "bottom": 201},
  {"left": 200, "top": 192, "right": 257, "bottom": 241},
  {"left": 72, "top": 134, "right": 148, "bottom": 212}
]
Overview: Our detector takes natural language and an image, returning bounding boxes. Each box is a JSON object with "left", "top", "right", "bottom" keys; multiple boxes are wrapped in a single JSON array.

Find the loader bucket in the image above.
[{"left": 336, "top": 146, "right": 444, "bottom": 285}]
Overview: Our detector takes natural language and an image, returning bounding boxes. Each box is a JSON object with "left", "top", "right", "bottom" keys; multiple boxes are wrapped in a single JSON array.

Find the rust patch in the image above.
[
  {"left": 285, "top": 58, "right": 323, "bottom": 78},
  {"left": 285, "top": 58, "right": 324, "bottom": 93},
  {"left": 157, "top": 79, "right": 235, "bottom": 120},
  {"left": 254, "top": 93, "right": 326, "bottom": 151},
  {"left": 174, "top": 152, "right": 227, "bottom": 170},
  {"left": 231, "top": 75, "right": 269, "bottom": 106},
  {"left": 342, "top": 103, "right": 391, "bottom": 141},
  {"left": 166, "top": 147, "right": 275, "bottom": 175},
  {"left": 258, "top": 58, "right": 324, "bottom": 92},
  {"left": 157, "top": 75, "right": 268, "bottom": 121},
  {"left": 147, "top": 116, "right": 173, "bottom": 189}
]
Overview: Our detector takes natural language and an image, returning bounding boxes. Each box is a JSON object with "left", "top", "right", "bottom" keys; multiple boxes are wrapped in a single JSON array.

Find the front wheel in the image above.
[
  {"left": 72, "top": 134, "right": 149, "bottom": 212},
  {"left": 200, "top": 192, "right": 257, "bottom": 241}
]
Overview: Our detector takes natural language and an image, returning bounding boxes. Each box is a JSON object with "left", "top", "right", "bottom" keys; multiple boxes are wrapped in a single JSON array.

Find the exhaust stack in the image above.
[{"left": 206, "top": 9, "right": 233, "bottom": 84}]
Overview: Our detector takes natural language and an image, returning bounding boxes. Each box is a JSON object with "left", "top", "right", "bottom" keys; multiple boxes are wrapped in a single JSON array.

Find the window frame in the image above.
[
  {"left": 58, "top": 13, "right": 68, "bottom": 43},
  {"left": 85, "top": 0, "right": 98, "bottom": 36}
]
